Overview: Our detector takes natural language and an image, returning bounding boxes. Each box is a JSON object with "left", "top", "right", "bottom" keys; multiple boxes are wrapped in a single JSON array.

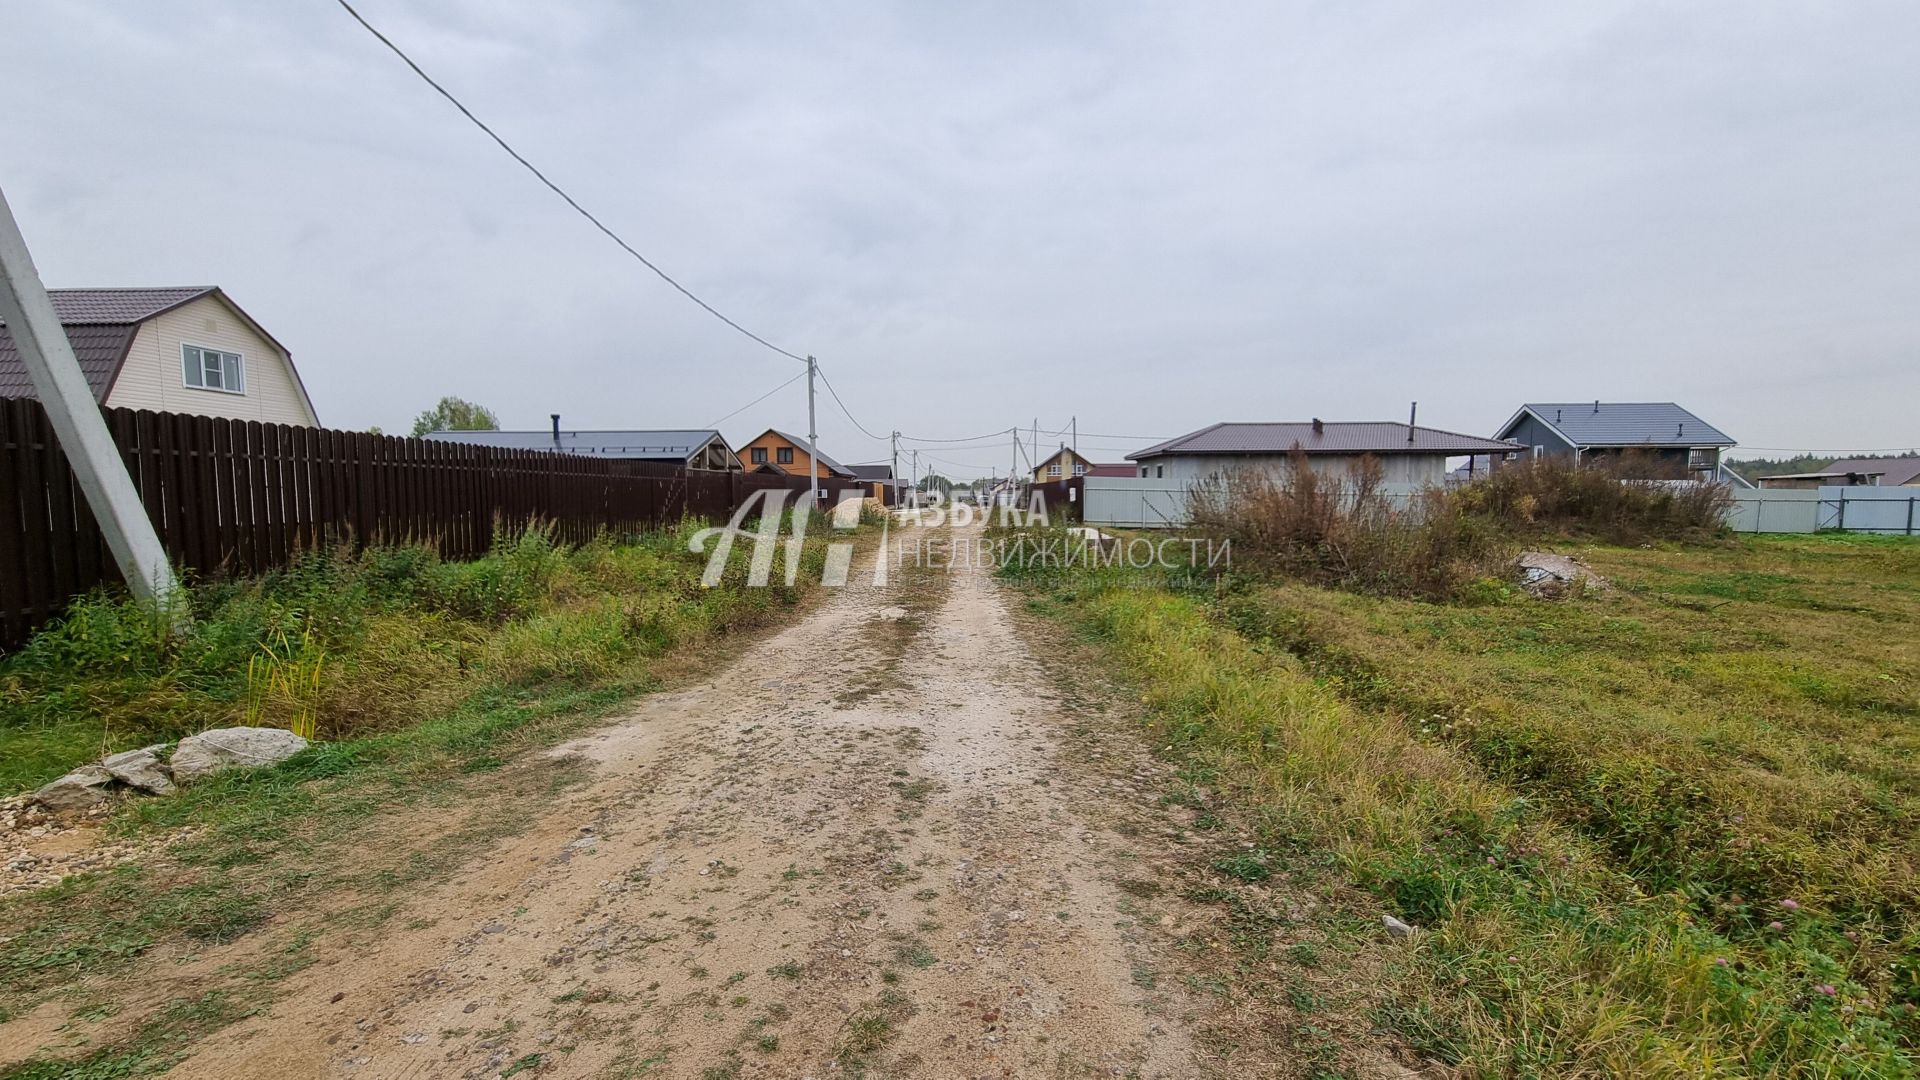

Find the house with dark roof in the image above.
[
  {"left": 847, "top": 463, "right": 909, "bottom": 506},
  {"left": 1494, "top": 402, "right": 1735, "bottom": 478},
  {"left": 1126, "top": 420, "right": 1522, "bottom": 486},
  {"left": 1029, "top": 445, "right": 1129, "bottom": 482},
  {"left": 737, "top": 430, "right": 857, "bottom": 481},
  {"left": 0, "top": 287, "right": 319, "bottom": 426},
  {"left": 1823, "top": 457, "right": 1920, "bottom": 487},
  {"left": 424, "top": 419, "right": 741, "bottom": 470}
]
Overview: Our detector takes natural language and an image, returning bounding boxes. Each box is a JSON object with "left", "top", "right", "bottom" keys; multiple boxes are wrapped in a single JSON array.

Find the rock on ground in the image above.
[
  {"left": 32, "top": 765, "right": 115, "bottom": 811},
  {"left": 1517, "top": 551, "right": 1609, "bottom": 599},
  {"left": 101, "top": 745, "right": 176, "bottom": 795},
  {"left": 170, "top": 727, "right": 309, "bottom": 784}
]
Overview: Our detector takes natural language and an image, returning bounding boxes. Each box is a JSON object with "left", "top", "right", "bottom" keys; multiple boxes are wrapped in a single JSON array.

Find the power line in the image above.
[
  {"left": 812, "top": 365, "right": 891, "bottom": 442},
  {"left": 334, "top": 0, "right": 808, "bottom": 366},
  {"left": 706, "top": 369, "right": 805, "bottom": 429},
  {"left": 899, "top": 429, "right": 1022, "bottom": 444}
]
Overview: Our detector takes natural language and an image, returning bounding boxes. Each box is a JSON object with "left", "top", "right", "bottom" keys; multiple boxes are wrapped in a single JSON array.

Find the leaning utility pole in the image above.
[
  {"left": 804, "top": 355, "right": 819, "bottom": 512},
  {"left": 0, "top": 186, "right": 180, "bottom": 611}
]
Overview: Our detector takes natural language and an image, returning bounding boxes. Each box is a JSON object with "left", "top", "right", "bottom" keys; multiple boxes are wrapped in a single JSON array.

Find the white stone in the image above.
[
  {"left": 170, "top": 727, "right": 309, "bottom": 783},
  {"left": 1382, "top": 914, "right": 1417, "bottom": 940},
  {"left": 100, "top": 744, "right": 175, "bottom": 795},
  {"left": 33, "top": 765, "right": 114, "bottom": 810}
]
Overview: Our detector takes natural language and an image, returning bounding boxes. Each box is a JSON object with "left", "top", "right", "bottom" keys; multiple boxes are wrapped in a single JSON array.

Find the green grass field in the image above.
[{"left": 1014, "top": 532, "right": 1919, "bottom": 1077}]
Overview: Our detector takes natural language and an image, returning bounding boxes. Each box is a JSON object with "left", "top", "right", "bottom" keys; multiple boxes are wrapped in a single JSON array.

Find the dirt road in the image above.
[{"left": 171, "top": 523, "right": 1255, "bottom": 1078}]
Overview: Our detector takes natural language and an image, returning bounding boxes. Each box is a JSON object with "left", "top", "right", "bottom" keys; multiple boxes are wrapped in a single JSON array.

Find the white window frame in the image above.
[
  {"left": 1072, "top": 461, "right": 1086, "bottom": 476},
  {"left": 181, "top": 343, "right": 245, "bottom": 394},
  {"left": 1047, "top": 463, "right": 1061, "bottom": 477}
]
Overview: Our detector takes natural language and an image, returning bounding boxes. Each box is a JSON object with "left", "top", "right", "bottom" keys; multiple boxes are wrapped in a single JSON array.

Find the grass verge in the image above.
[{"left": 1006, "top": 532, "right": 1919, "bottom": 1076}]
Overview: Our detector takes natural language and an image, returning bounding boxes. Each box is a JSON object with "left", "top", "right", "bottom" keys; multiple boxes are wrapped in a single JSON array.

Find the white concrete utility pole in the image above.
[
  {"left": 0, "top": 186, "right": 180, "bottom": 611},
  {"left": 890, "top": 430, "right": 900, "bottom": 509},
  {"left": 804, "top": 355, "right": 819, "bottom": 512}
]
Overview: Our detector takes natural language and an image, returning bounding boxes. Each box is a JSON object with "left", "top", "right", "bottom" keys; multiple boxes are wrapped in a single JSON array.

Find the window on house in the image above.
[
  {"left": 750, "top": 447, "right": 768, "bottom": 464},
  {"left": 181, "top": 344, "right": 244, "bottom": 393},
  {"left": 1047, "top": 463, "right": 1061, "bottom": 477},
  {"left": 777, "top": 447, "right": 794, "bottom": 464},
  {"left": 1156, "top": 465, "right": 1164, "bottom": 478},
  {"left": 1072, "top": 462, "right": 1085, "bottom": 476}
]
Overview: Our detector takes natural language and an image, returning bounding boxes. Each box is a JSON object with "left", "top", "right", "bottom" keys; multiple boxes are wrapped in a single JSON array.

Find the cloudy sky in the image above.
[{"left": 4, "top": 1, "right": 1917, "bottom": 474}]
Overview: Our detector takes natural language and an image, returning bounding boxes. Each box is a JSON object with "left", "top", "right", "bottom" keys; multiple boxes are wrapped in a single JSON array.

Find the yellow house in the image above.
[
  {"left": 0, "top": 287, "right": 320, "bottom": 426},
  {"left": 1031, "top": 446, "right": 1095, "bottom": 482}
]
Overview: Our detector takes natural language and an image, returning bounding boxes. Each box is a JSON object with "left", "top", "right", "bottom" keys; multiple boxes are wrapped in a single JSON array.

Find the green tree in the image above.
[
  {"left": 411, "top": 396, "right": 499, "bottom": 438},
  {"left": 917, "top": 472, "right": 953, "bottom": 494}
]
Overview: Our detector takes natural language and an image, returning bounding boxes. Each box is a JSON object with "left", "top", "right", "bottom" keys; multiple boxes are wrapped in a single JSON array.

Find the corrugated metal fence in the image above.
[{"left": 0, "top": 397, "right": 824, "bottom": 648}]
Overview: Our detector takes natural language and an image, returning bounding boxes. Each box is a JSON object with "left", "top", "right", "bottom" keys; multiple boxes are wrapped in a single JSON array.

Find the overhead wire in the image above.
[
  {"left": 334, "top": 0, "right": 808, "bottom": 366},
  {"left": 705, "top": 369, "right": 805, "bottom": 429}
]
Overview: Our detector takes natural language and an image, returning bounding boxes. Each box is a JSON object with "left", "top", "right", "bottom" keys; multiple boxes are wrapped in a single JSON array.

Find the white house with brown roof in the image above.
[
  {"left": 0, "top": 287, "right": 319, "bottom": 426},
  {"left": 1127, "top": 420, "right": 1523, "bottom": 486}
]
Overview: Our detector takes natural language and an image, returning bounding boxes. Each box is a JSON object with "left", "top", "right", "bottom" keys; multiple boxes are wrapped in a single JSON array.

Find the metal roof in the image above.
[
  {"left": 1128, "top": 421, "right": 1522, "bottom": 460},
  {"left": 0, "top": 287, "right": 218, "bottom": 403},
  {"left": 846, "top": 463, "right": 894, "bottom": 480},
  {"left": 1825, "top": 457, "right": 1920, "bottom": 486},
  {"left": 1502, "top": 402, "right": 1735, "bottom": 448},
  {"left": 423, "top": 428, "right": 725, "bottom": 461}
]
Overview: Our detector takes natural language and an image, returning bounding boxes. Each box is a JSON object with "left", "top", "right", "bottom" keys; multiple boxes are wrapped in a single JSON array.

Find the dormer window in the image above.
[{"left": 182, "top": 344, "right": 244, "bottom": 394}]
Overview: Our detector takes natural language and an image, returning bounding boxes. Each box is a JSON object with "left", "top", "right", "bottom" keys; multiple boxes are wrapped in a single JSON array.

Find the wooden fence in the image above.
[{"left": 0, "top": 398, "right": 830, "bottom": 649}]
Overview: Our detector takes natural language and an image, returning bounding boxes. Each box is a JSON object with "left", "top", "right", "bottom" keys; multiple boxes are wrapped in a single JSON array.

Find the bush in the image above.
[
  {"left": 1186, "top": 450, "right": 1733, "bottom": 599},
  {"left": 1451, "top": 454, "right": 1732, "bottom": 544},
  {"left": 1186, "top": 450, "right": 1509, "bottom": 599}
]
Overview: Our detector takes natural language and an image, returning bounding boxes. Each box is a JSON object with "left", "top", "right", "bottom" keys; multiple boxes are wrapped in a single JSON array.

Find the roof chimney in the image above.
[
  {"left": 1555, "top": 408, "right": 1563, "bottom": 423},
  {"left": 1311, "top": 417, "right": 1324, "bottom": 434},
  {"left": 1408, "top": 401, "right": 1418, "bottom": 442},
  {"left": 551, "top": 413, "right": 561, "bottom": 449},
  {"left": 1593, "top": 399, "right": 1600, "bottom": 414}
]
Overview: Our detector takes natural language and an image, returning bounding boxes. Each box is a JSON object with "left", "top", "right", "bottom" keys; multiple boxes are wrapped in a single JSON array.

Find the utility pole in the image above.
[
  {"left": 890, "top": 430, "right": 899, "bottom": 509},
  {"left": 910, "top": 449, "right": 919, "bottom": 508},
  {"left": 1031, "top": 418, "right": 1038, "bottom": 475},
  {"left": 804, "top": 355, "right": 819, "bottom": 512},
  {"left": 1009, "top": 427, "right": 1020, "bottom": 488},
  {"left": 0, "top": 186, "right": 180, "bottom": 612},
  {"left": 1071, "top": 415, "right": 1077, "bottom": 459}
]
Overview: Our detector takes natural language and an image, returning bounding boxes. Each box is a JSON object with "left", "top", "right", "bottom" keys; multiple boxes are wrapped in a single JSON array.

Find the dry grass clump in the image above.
[{"left": 1186, "top": 449, "right": 1734, "bottom": 600}]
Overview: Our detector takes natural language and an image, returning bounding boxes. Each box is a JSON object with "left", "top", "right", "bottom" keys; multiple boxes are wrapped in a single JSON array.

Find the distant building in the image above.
[
  {"left": 1030, "top": 446, "right": 1128, "bottom": 482},
  {"left": 1757, "top": 468, "right": 1887, "bottom": 490},
  {"left": 0, "top": 286, "right": 320, "bottom": 426},
  {"left": 847, "top": 463, "right": 908, "bottom": 506},
  {"left": 1494, "top": 402, "right": 1735, "bottom": 478},
  {"left": 425, "top": 421, "right": 741, "bottom": 469},
  {"left": 1127, "top": 420, "right": 1521, "bottom": 486},
  {"left": 1822, "top": 457, "right": 1920, "bottom": 487}
]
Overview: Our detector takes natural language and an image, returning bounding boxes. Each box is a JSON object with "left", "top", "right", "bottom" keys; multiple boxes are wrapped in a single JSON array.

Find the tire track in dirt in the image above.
[{"left": 181, "top": 523, "right": 1217, "bottom": 1079}]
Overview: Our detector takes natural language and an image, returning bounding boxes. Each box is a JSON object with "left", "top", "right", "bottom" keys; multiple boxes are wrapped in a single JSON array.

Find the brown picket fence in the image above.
[{"left": 0, "top": 397, "right": 838, "bottom": 649}]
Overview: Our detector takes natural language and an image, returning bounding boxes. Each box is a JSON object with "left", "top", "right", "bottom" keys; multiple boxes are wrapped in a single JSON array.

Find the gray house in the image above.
[
  {"left": 1127, "top": 421, "right": 1522, "bottom": 486},
  {"left": 1495, "top": 402, "right": 1735, "bottom": 478},
  {"left": 424, "top": 422, "right": 742, "bottom": 470}
]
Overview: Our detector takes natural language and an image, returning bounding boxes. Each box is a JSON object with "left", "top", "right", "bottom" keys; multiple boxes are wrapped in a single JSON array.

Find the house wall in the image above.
[
  {"left": 1130, "top": 452, "right": 1451, "bottom": 487},
  {"left": 1031, "top": 447, "right": 1093, "bottom": 482},
  {"left": 103, "top": 295, "right": 318, "bottom": 426},
  {"left": 1502, "top": 413, "right": 1573, "bottom": 460},
  {"left": 738, "top": 432, "right": 840, "bottom": 479}
]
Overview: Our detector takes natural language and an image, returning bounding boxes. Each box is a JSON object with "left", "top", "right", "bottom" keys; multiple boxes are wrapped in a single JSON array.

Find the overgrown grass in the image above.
[
  {"left": 1009, "top": 532, "right": 1920, "bottom": 1076},
  {"left": 0, "top": 512, "right": 845, "bottom": 1075},
  {"left": 0, "top": 519, "right": 818, "bottom": 793}
]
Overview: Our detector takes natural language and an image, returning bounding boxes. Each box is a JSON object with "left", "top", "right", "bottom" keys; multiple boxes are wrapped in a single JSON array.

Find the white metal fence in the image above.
[{"left": 1083, "top": 476, "right": 1919, "bottom": 535}]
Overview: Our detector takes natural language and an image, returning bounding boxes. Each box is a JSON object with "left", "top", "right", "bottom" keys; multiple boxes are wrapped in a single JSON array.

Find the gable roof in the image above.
[
  {"left": 744, "top": 429, "right": 854, "bottom": 476},
  {"left": 1128, "top": 421, "right": 1521, "bottom": 460},
  {"left": 0, "top": 287, "right": 314, "bottom": 423},
  {"left": 1499, "top": 403, "right": 1734, "bottom": 448},
  {"left": 424, "top": 428, "right": 728, "bottom": 462},
  {"left": 1825, "top": 456, "right": 1920, "bottom": 486},
  {"left": 847, "top": 463, "right": 894, "bottom": 480}
]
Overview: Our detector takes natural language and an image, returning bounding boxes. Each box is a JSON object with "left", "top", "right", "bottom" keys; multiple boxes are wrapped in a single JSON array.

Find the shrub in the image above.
[
  {"left": 1450, "top": 454, "right": 1732, "bottom": 544},
  {"left": 1186, "top": 450, "right": 1508, "bottom": 599}
]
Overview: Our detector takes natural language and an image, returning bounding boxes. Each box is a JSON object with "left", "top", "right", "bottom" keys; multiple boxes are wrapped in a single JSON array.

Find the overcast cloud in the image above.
[{"left": 3, "top": 1, "right": 1917, "bottom": 473}]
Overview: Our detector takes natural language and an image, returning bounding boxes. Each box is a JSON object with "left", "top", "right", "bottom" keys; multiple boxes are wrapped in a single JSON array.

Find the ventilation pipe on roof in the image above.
[
  {"left": 551, "top": 413, "right": 561, "bottom": 450},
  {"left": 1311, "top": 417, "right": 1324, "bottom": 434},
  {"left": 1593, "top": 399, "right": 1600, "bottom": 413},
  {"left": 1408, "top": 401, "right": 1417, "bottom": 442},
  {"left": 1556, "top": 408, "right": 1563, "bottom": 423}
]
